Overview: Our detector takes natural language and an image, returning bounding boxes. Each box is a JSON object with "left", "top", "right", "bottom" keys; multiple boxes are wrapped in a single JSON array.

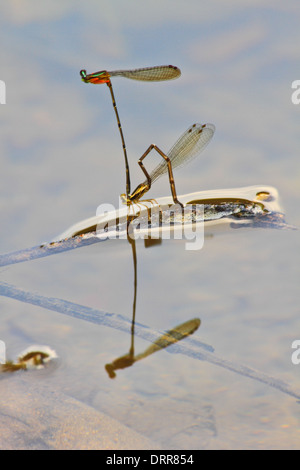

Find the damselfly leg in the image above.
[{"left": 137, "top": 144, "right": 184, "bottom": 207}]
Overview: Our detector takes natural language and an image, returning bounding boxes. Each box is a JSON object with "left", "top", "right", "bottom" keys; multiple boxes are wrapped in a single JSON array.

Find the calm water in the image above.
[
  {"left": 1, "top": 202, "right": 299, "bottom": 449},
  {"left": 0, "top": 1, "right": 300, "bottom": 450}
]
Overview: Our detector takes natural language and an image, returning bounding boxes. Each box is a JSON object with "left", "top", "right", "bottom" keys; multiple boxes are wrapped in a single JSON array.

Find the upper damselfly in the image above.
[{"left": 80, "top": 65, "right": 181, "bottom": 198}]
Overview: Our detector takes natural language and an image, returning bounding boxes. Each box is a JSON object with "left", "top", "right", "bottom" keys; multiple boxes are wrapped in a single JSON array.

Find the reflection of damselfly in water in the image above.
[
  {"left": 80, "top": 65, "right": 181, "bottom": 199},
  {"left": 120, "top": 122, "right": 215, "bottom": 208}
]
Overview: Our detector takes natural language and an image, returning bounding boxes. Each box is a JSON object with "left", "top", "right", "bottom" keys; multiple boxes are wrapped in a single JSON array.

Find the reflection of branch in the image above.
[{"left": 0, "top": 281, "right": 299, "bottom": 400}]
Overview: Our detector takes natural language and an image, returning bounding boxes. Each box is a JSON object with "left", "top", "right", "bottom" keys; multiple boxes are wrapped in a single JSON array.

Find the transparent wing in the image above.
[
  {"left": 109, "top": 65, "right": 181, "bottom": 81},
  {"left": 148, "top": 123, "right": 215, "bottom": 184}
]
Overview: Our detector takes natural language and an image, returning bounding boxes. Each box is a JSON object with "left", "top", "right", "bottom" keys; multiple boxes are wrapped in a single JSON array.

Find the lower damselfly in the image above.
[{"left": 120, "top": 123, "right": 215, "bottom": 207}]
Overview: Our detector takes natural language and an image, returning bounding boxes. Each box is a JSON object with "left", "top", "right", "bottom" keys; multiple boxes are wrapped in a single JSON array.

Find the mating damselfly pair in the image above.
[{"left": 80, "top": 65, "right": 215, "bottom": 208}]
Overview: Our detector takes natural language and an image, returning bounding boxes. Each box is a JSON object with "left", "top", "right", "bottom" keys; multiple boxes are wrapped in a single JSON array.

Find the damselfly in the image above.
[
  {"left": 120, "top": 123, "right": 215, "bottom": 207},
  {"left": 80, "top": 65, "right": 181, "bottom": 198}
]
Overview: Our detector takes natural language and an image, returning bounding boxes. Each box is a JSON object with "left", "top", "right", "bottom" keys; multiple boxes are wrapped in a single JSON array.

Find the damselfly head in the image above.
[
  {"left": 120, "top": 193, "right": 128, "bottom": 205},
  {"left": 80, "top": 69, "right": 111, "bottom": 84}
]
